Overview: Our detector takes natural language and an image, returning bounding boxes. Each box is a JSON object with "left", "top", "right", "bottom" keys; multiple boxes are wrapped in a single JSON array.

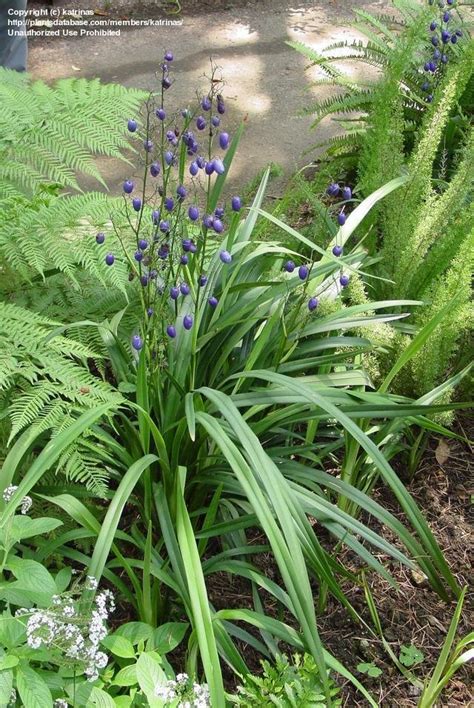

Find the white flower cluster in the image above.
[
  {"left": 155, "top": 672, "right": 210, "bottom": 708},
  {"left": 18, "top": 579, "right": 115, "bottom": 683},
  {"left": 2, "top": 484, "right": 32, "bottom": 514},
  {"left": 54, "top": 700, "right": 69, "bottom": 707}
]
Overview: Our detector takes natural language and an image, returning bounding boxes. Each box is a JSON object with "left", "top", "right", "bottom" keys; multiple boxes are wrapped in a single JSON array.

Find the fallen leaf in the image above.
[
  {"left": 435, "top": 439, "right": 450, "bottom": 465},
  {"left": 71, "top": 66, "right": 81, "bottom": 72}
]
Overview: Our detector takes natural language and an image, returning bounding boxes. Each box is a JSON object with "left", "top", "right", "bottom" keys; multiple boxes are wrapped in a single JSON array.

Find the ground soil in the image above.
[{"left": 204, "top": 419, "right": 473, "bottom": 706}]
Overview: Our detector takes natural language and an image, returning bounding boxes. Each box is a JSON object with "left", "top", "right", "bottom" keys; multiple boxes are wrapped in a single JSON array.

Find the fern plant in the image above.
[
  {"left": 0, "top": 302, "right": 122, "bottom": 493},
  {"left": 0, "top": 69, "right": 146, "bottom": 196}
]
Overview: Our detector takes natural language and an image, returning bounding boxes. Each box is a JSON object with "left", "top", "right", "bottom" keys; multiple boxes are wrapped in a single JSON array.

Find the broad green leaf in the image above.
[
  {"left": 112, "top": 663, "right": 138, "bottom": 687},
  {"left": 87, "top": 687, "right": 117, "bottom": 708},
  {"left": 17, "top": 664, "right": 53, "bottom": 708},
  {"left": 136, "top": 652, "right": 166, "bottom": 707},
  {"left": 8, "top": 516, "right": 62, "bottom": 543},
  {"left": 152, "top": 622, "right": 188, "bottom": 655},
  {"left": 114, "top": 622, "right": 154, "bottom": 645},
  {"left": 101, "top": 635, "right": 136, "bottom": 659}
]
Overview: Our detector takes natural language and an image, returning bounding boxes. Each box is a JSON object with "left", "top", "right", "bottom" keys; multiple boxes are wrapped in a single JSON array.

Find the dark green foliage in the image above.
[{"left": 231, "top": 654, "right": 341, "bottom": 707}]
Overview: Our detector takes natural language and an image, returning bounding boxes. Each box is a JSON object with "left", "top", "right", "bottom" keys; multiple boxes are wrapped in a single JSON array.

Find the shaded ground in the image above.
[
  {"left": 27, "top": 0, "right": 391, "bottom": 193},
  {"left": 205, "top": 422, "right": 473, "bottom": 706}
]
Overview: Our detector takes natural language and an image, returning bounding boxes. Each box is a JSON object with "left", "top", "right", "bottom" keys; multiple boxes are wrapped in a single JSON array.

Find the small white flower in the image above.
[
  {"left": 20, "top": 495, "right": 33, "bottom": 514},
  {"left": 86, "top": 575, "right": 98, "bottom": 590},
  {"left": 54, "top": 700, "right": 69, "bottom": 707},
  {"left": 2, "top": 485, "right": 18, "bottom": 502},
  {"left": 177, "top": 672, "right": 188, "bottom": 683}
]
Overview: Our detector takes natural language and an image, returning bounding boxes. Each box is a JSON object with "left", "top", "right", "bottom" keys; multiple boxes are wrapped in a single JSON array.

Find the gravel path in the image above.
[{"left": 28, "top": 0, "right": 391, "bottom": 192}]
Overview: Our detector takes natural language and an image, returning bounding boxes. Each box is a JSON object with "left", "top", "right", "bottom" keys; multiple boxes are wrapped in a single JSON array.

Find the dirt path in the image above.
[{"left": 28, "top": 0, "right": 390, "bottom": 191}]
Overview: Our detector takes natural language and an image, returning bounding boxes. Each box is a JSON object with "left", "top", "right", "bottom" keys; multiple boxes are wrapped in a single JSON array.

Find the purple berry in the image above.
[
  {"left": 211, "top": 116, "right": 220, "bottom": 127},
  {"left": 451, "top": 34, "right": 457, "bottom": 43},
  {"left": 426, "top": 94, "right": 434, "bottom": 103},
  {"left": 215, "top": 207, "right": 225, "bottom": 219},
  {"left": 337, "top": 212, "right": 346, "bottom": 226},
  {"left": 430, "top": 21, "right": 437, "bottom": 31},
  {"left": 160, "top": 220, "right": 170, "bottom": 232},
  {"left": 203, "top": 215, "right": 214, "bottom": 228},
  {"left": 447, "top": 0, "right": 454, "bottom": 4},
  {"left": 96, "top": 232, "right": 105, "bottom": 245},
  {"left": 123, "top": 180, "right": 134, "bottom": 194},
  {"left": 134, "top": 250, "right": 143, "bottom": 262},
  {"left": 165, "top": 197, "right": 174, "bottom": 212},
  {"left": 132, "top": 198, "right": 142, "bottom": 212},
  {"left": 182, "top": 239, "right": 192, "bottom": 252},
  {"left": 138, "top": 239, "right": 148, "bottom": 250},
  {"left": 162, "top": 76, "right": 172, "bottom": 90},
  {"left": 205, "top": 161, "right": 215, "bottom": 175},
  {"left": 308, "top": 297, "right": 319, "bottom": 312},
  {"left": 340, "top": 274, "right": 350, "bottom": 287},
  {"left": 127, "top": 119, "right": 138, "bottom": 132},
  {"left": 132, "top": 334, "right": 143, "bottom": 351},
  {"left": 199, "top": 274, "right": 208, "bottom": 286},
  {"left": 189, "top": 161, "right": 199, "bottom": 176},
  {"left": 147, "top": 308, "right": 154, "bottom": 317},
  {"left": 441, "top": 29, "right": 450, "bottom": 42},
  {"left": 167, "top": 325, "right": 176, "bottom": 338},
  {"left": 219, "top": 132, "right": 230, "bottom": 149},
  {"left": 158, "top": 245, "right": 169, "bottom": 259},
  {"left": 152, "top": 209, "right": 160, "bottom": 224},
  {"left": 327, "top": 182, "right": 340, "bottom": 197},
  {"left": 213, "top": 218, "right": 224, "bottom": 233},
  {"left": 208, "top": 296, "right": 218, "bottom": 308},
  {"left": 284, "top": 260, "right": 295, "bottom": 273},
  {"left": 180, "top": 255, "right": 189, "bottom": 265},
  {"left": 424, "top": 61, "right": 431, "bottom": 71},
  {"left": 188, "top": 206, "right": 199, "bottom": 221},
  {"left": 156, "top": 108, "right": 166, "bottom": 120},
  {"left": 219, "top": 250, "right": 232, "bottom": 264},
  {"left": 164, "top": 51, "right": 173, "bottom": 61},
  {"left": 431, "top": 35, "right": 439, "bottom": 46},
  {"left": 177, "top": 185, "right": 187, "bottom": 199},
  {"left": 140, "top": 275, "right": 148, "bottom": 286},
  {"left": 443, "top": 11, "right": 450, "bottom": 21},
  {"left": 428, "top": 61, "right": 437, "bottom": 72},
  {"left": 196, "top": 116, "right": 206, "bottom": 131},
  {"left": 144, "top": 140, "right": 153, "bottom": 152},
  {"left": 455, "top": 29, "right": 462, "bottom": 37},
  {"left": 433, "top": 48, "right": 441, "bottom": 59},
  {"left": 180, "top": 282, "right": 190, "bottom": 296},
  {"left": 441, "top": 53, "right": 449, "bottom": 63},
  {"left": 183, "top": 314, "right": 193, "bottom": 330},
  {"left": 196, "top": 156, "right": 206, "bottom": 169},
  {"left": 105, "top": 253, "right": 115, "bottom": 266},
  {"left": 217, "top": 96, "right": 225, "bottom": 114},
  {"left": 332, "top": 245, "right": 343, "bottom": 257},
  {"left": 231, "top": 196, "right": 242, "bottom": 211},
  {"left": 342, "top": 186, "right": 352, "bottom": 200},
  {"left": 170, "top": 286, "right": 180, "bottom": 300},
  {"left": 422, "top": 81, "right": 431, "bottom": 92},
  {"left": 298, "top": 264, "right": 309, "bottom": 280},
  {"left": 201, "top": 96, "right": 212, "bottom": 111},
  {"left": 213, "top": 158, "right": 225, "bottom": 175},
  {"left": 164, "top": 151, "right": 174, "bottom": 166},
  {"left": 150, "top": 163, "right": 160, "bottom": 177}
]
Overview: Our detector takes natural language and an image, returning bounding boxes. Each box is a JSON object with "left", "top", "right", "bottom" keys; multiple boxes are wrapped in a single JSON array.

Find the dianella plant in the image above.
[{"left": 0, "top": 51, "right": 469, "bottom": 707}]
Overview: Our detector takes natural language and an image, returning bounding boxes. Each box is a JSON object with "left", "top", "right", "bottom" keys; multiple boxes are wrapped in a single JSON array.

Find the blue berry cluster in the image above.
[
  {"left": 422, "top": 0, "right": 463, "bottom": 102},
  {"left": 96, "top": 53, "right": 244, "bottom": 356}
]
